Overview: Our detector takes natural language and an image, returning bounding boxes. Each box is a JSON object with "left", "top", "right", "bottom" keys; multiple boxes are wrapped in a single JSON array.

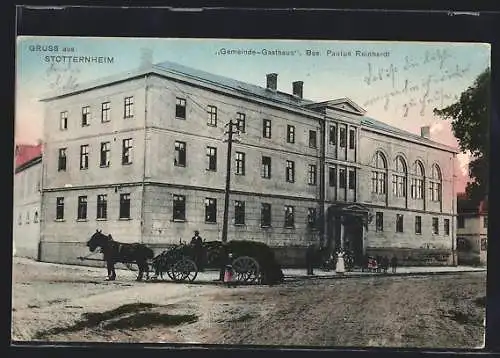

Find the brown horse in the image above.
[{"left": 86, "top": 230, "right": 154, "bottom": 281}]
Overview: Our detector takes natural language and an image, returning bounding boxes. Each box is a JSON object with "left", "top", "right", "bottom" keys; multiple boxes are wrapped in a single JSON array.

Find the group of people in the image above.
[{"left": 363, "top": 254, "right": 398, "bottom": 274}]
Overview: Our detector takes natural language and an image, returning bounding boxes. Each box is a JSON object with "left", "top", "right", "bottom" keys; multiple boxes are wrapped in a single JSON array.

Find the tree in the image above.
[{"left": 433, "top": 67, "right": 490, "bottom": 205}]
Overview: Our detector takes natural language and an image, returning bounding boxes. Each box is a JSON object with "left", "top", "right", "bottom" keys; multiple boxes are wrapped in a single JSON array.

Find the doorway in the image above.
[{"left": 343, "top": 216, "right": 364, "bottom": 266}]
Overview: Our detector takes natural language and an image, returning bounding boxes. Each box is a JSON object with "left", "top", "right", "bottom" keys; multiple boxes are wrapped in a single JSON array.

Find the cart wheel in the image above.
[
  {"left": 232, "top": 256, "right": 260, "bottom": 283},
  {"left": 170, "top": 258, "right": 198, "bottom": 282}
]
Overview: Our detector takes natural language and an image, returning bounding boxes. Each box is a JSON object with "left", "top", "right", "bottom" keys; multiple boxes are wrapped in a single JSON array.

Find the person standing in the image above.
[
  {"left": 191, "top": 230, "right": 204, "bottom": 271},
  {"left": 305, "top": 243, "right": 316, "bottom": 275},
  {"left": 390, "top": 254, "right": 398, "bottom": 273}
]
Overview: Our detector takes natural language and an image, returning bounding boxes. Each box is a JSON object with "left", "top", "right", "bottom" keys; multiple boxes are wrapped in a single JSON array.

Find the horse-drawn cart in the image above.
[{"left": 152, "top": 240, "right": 284, "bottom": 285}]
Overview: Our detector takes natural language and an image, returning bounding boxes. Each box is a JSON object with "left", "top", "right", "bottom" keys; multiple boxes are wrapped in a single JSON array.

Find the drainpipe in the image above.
[
  {"left": 319, "top": 115, "right": 326, "bottom": 248},
  {"left": 451, "top": 154, "right": 457, "bottom": 266},
  {"left": 38, "top": 149, "right": 46, "bottom": 262},
  {"left": 140, "top": 74, "right": 149, "bottom": 244}
]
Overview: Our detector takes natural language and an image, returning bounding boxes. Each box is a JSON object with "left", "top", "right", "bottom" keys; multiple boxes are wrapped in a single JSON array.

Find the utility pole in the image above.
[{"left": 222, "top": 120, "right": 237, "bottom": 243}]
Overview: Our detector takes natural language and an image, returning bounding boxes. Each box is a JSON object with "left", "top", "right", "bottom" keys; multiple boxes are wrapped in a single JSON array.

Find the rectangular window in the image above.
[
  {"left": 309, "top": 130, "right": 317, "bottom": 148},
  {"left": 339, "top": 126, "right": 347, "bottom": 148},
  {"left": 376, "top": 212, "right": 384, "bottom": 232},
  {"left": 60, "top": 111, "right": 68, "bottom": 130},
  {"left": 457, "top": 216, "right": 465, "bottom": 229},
  {"left": 329, "top": 166, "right": 337, "bottom": 187},
  {"left": 415, "top": 216, "right": 422, "bottom": 234},
  {"left": 207, "top": 105, "right": 217, "bottom": 126},
  {"left": 484, "top": 216, "right": 488, "bottom": 228},
  {"left": 205, "top": 198, "right": 217, "bottom": 223},
  {"left": 287, "top": 125, "right": 295, "bottom": 143},
  {"left": 261, "top": 203, "right": 272, "bottom": 227},
  {"left": 263, "top": 119, "right": 272, "bottom": 138},
  {"left": 348, "top": 169, "right": 356, "bottom": 190},
  {"left": 372, "top": 172, "right": 386, "bottom": 194},
  {"left": 236, "top": 112, "right": 246, "bottom": 133},
  {"left": 286, "top": 160, "right": 295, "bottom": 182},
  {"left": 174, "top": 141, "right": 186, "bottom": 167},
  {"left": 444, "top": 219, "right": 450, "bottom": 235},
  {"left": 58, "top": 148, "right": 67, "bottom": 171},
  {"left": 234, "top": 201, "right": 245, "bottom": 225},
  {"left": 101, "top": 102, "right": 111, "bottom": 122},
  {"left": 77, "top": 196, "right": 87, "bottom": 220},
  {"left": 122, "top": 138, "right": 133, "bottom": 165},
  {"left": 56, "top": 197, "right": 64, "bottom": 220},
  {"left": 261, "top": 156, "right": 271, "bottom": 179},
  {"left": 284, "top": 205, "right": 295, "bottom": 228},
  {"left": 81, "top": 106, "right": 90, "bottom": 126},
  {"left": 173, "top": 195, "right": 186, "bottom": 221},
  {"left": 176, "top": 97, "right": 186, "bottom": 119},
  {"left": 430, "top": 182, "right": 441, "bottom": 201},
  {"left": 432, "top": 217, "right": 439, "bottom": 234},
  {"left": 206, "top": 146, "right": 217, "bottom": 171},
  {"left": 100, "top": 142, "right": 111, "bottom": 167},
  {"left": 119, "top": 193, "right": 131, "bottom": 219},
  {"left": 80, "top": 145, "right": 89, "bottom": 170},
  {"left": 307, "top": 208, "right": 317, "bottom": 228},
  {"left": 396, "top": 214, "right": 404, "bottom": 233},
  {"left": 339, "top": 168, "right": 346, "bottom": 189},
  {"left": 235, "top": 152, "right": 245, "bottom": 175},
  {"left": 308, "top": 164, "right": 317, "bottom": 185},
  {"left": 124, "top": 96, "right": 134, "bottom": 118},
  {"left": 393, "top": 175, "right": 407, "bottom": 197},
  {"left": 329, "top": 125, "right": 337, "bottom": 145},
  {"left": 97, "top": 194, "right": 107, "bottom": 219},
  {"left": 349, "top": 128, "right": 356, "bottom": 149}
]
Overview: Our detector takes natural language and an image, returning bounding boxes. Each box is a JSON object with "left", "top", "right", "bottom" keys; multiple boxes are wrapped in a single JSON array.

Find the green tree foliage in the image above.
[{"left": 433, "top": 67, "right": 490, "bottom": 204}]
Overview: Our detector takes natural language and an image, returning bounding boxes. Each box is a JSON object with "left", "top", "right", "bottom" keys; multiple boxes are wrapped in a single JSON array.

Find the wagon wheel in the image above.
[
  {"left": 232, "top": 256, "right": 260, "bottom": 283},
  {"left": 170, "top": 258, "right": 198, "bottom": 282}
]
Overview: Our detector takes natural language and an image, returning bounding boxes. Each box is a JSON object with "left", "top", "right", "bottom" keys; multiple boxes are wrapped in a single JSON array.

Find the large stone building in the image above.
[
  {"left": 456, "top": 194, "right": 488, "bottom": 266},
  {"left": 38, "top": 61, "right": 458, "bottom": 267},
  {"left": 13, "top": 144, "right": 43, "bottom": 259}
]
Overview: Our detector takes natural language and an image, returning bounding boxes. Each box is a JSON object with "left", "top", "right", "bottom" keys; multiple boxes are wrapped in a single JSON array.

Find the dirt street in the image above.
[{"left": 11, "top": 258, "right": 485, "bottom": 348}]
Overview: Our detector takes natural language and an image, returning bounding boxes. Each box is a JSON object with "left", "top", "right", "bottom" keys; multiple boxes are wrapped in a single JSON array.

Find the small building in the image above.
[
  {"left": 456, "top": 194, "right": 488, "bottom": 266},
  {"left": 13, "top": 143, "right": 43, "bottom": 259}
]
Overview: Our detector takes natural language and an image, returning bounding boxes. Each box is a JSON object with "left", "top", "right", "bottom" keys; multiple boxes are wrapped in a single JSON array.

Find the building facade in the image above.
[
  {"left": 39, "top": 61, "right": 458, "bottom": 267},
  {"left": 13, "top": 144, "right": 43, "bottom": 259},
  {"left": 456, "top": 195, "right": 488, "bottom": 266}
]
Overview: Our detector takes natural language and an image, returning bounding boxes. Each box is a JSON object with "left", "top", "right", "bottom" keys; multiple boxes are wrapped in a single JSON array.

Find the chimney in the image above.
[
  {"left": 266, "top": 73, "right": 278, "bottom": 91},
  {"left": 292, "top": 81, "right": 303, "bottom": 98},
  {"left": 421, "top": 126, "right": 430, "bottom": 139}
]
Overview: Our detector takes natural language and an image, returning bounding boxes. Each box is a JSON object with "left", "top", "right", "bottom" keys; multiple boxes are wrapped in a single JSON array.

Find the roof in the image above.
[
  {"left": 15, "top": 144, "right": 43, "bottom": 170},
  {"left": 153, "top": 60, "right": 316, "bottom": 108},
  {"left": 40, "top": 59, "right": 457, "bottom": 152}
]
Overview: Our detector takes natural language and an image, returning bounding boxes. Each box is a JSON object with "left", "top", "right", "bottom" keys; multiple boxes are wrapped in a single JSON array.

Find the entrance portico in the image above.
[{"left": 326, "top": 203, "right": 374, "bottom": 265}]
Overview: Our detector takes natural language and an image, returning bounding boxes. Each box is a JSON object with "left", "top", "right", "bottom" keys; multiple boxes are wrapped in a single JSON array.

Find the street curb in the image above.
[{"left": 284, "top": 269, "right": 486, "bottom": 281}]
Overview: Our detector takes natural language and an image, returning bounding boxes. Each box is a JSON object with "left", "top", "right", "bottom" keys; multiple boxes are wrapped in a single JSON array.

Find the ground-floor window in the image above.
[
  {"left": 205, "top": 198, "right": 217, "bottom": 223},
  {"left": 432, "top": 217, "right": 439, "bottom": 234},
  {"left": 97, "top": 194, "right": 107, "bottom": 219},
  {"left": 444, "top": 218, "right": 450, "bottom": 236},
  {"left": 261, "top": 203, "right": 271, "bottom": 227},
  {"left": 284, "top": 205, "right": 295, "bottom": 228},
  {"left": 77, "top": 196, "right": 87, "bottom": 220},
  {"left": 119, "top": 193, "right": 131, "bottom": 219},
  {"left": 56, "top": 197, "right": 65, "bottom": 220},
  {"left": 481, "top": 238, "right": 487, "bottom": 251},
  {"left": 307, "top": 208, "right": 317, "bottom": 228},
  {"left": 375, "top": 212, "right": 383, "bottom": 231},
  {"left": 173, "top": 195, "right": 186, "bottom": 221},
  {"left": 396, "top": 214, "right": 404, "bottom": 232},
  {"left": 415, "top": 215, "right": 422, "bottom": 234},
  {"left": 234, "top": 200, "right": 245, "bottom": 225}
]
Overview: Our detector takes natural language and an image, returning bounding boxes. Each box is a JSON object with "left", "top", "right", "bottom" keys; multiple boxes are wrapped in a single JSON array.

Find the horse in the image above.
[{"left": 86, "top": 230, "right": 154, "bottom": 281}]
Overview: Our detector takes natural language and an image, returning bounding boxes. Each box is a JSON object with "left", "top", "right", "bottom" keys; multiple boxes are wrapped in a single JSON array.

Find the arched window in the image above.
[
  {"left": 392, "top": 156, "right": 407, "bottom": 197},
  {"left": 430, "top": 164, "right": 442, "bottom": 202},
  {"left": 411, "top": 161, "right": 425, "bottom": 199},
  {"left": 371, "top": 151, "right": 387, "bottom": 194}
]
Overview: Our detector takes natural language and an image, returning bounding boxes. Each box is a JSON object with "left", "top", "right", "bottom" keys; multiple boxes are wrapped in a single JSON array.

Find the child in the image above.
[{"left": 390, "top": 255, "right": 398, "bottom": 273}]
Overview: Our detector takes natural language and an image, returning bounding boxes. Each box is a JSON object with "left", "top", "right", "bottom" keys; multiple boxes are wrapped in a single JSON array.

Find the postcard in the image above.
[{"left": 13, "top": 36, "right": 489, "bottom": 348}]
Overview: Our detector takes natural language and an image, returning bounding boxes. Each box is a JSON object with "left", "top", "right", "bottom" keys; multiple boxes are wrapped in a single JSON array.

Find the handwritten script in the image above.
[
  {"left": 361, "top": 48, "right": 470, "bottom": 117},
  {"left": 45, "top": 62, "right": 80, "bottom": 92}
]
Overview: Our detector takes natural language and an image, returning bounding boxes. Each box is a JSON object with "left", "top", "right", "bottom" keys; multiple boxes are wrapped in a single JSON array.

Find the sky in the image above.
[{"left": 15, "top": 37, "right": 491, "bottom": 192}]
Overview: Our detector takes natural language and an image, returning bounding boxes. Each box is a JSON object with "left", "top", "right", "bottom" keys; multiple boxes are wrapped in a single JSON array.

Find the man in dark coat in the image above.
[
  {"left": 305, "top": 243, "right": 316, "bottom": 275},
  {"left": 390, "top": 255, "right": 398, "bottom": 273},
  {"left": 190, "top": 230, "right": 204, "bottom": 271}
]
